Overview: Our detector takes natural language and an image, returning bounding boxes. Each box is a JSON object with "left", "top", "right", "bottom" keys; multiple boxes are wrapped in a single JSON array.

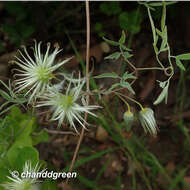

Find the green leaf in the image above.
[
  {"left": 102, "top": 37, "right": 120, "bottom": 46},
  {"left": 122, "top": 72, "right": 136, "bottom": 80},
  {"left": 154, "top": 81, "right": 169, "bottom": 105},
  {"left": 176, "top": 58, "right": 185, "bottom": 71},
  {"left": 94, "top": 72, "right": 120, "bottom": 79},
  {"left": 108, "top": 83, "right": 120, "bottom": 91},
  {"left": 160, "top": 26, "right": 168, "bottom": 50},
  {"left": 120, "top": 44, "right": 132, "bottom": 52},
  {"left": 123, "top": 52, "right": 133, "bottom": 59},
  {"left": 119, "top": 30, "right": 126, "bottom": 44},
  {"left": 153, "top": 44, "right": 159, "bottom": 54},
  {"left": 7, "top": 137, "right": 33, "bottom": 167},
  {"left": 120, "top": 81, "right": 135, "bottom": 94},
  {"left": 32, "top": 130, "right": 49, "bottom": 146},
  {"left": 0, "top": 89, "right": 11, "bottom": 101},
  {"left": 161, "top": 2, "right": 166, "bottom": 31},
  {"left": 147, "top": 8, "right": 157, "bottom": 45},
  {"left": 156, "top": 28, "right": 163, "bottom": 38},
  {"left": 15, "top": 146, "right": 39, "bottom": 172},
  {"left": 15, "top": 119, "right": 35, "bottom": 141},
  {"left": 176, "top": 53, "right": 190, "bottom": 60},
  {"left": 105, "top": 52, "right": 121, "bottom": 60}
]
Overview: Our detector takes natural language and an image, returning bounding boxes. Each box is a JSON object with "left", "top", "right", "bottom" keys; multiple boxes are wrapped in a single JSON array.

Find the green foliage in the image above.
[
  {"left": 0, "top": 80, "right": 27, "bottom": 116},
  {"left": 100, "top": 2, "right": 121, "bottom": 16},
  {"left": 95, "top": 22, "right": 105, "bottom": 37},
  {"left": 0, "top": 106, "right": 49, "bottom": 187},
  {"left": 139, "top": 2, "right": 190, "bottom": 105},
  {"left": 97, "top": 2, "right": 143, "bottom": 39},
  {"left": 1, "top": 2, "right": 35, "bottom": 47},
  {"left": 119, "top": 9, "right": 142, "bottom": 35},
  {"left": 95, "top": 31, "right": 135, "bottom": 94}
]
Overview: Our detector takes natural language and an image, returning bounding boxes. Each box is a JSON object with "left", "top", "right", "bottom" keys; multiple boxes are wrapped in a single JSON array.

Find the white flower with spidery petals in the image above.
[
  {"left": 139, "top": 108, "right": 158, "bottom": 136},
  {"left": 36, "top": 77, "right": 100, "bottom": 134},
  {"left": 13, "top": 40, "right": 72, "bottom": 103},
  {"left": 1, "top": 161, "right": 46, "bottom": 190}
]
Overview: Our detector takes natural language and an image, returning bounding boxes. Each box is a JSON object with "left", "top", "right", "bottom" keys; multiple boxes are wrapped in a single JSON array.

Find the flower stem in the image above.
[
  {"left": 114, "top": 91, "right": 144, "bottom": 110},
  {"left": 65, "top": 0, "right": 90, "bottom": 186}
]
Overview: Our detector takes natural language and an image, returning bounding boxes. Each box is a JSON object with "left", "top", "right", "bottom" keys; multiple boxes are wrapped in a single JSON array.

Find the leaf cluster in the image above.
[{"left": 0, "top": 106, "right": 49, "bottom": 189}]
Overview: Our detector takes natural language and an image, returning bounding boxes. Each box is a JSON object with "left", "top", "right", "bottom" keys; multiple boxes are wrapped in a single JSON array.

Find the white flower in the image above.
[
  {"left": 36, "top": 78, "right": 100, "bottom": 133},
  {"left": 1, "top": 161, "right": 45, "bottom": 190},
  {"left": 139, "top": 108, "right": 158, "bottom": 136},
  {"left": 13, "top": 41, "right": 72, "bottom": 103}
]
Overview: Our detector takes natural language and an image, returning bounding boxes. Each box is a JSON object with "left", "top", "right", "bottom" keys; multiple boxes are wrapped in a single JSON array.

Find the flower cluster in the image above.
[
  {"left": 12, "top": 41, "right": 99, "bottom": 133},
  {"left": 123, "top": 107, "right": 158, "bottom": 136},
  {"left": 36, "top": 78, "right": 100, "bottom": 133},
  {"left": 13, "top": 41, "right": 71, "bottom": 103}
]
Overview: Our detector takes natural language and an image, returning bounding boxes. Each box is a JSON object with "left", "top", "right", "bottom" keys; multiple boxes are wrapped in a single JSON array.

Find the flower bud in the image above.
[
  {"left": 138, "top": 108, "right": 158, "bottom": 136},
  {"left": 123, "top": 111, "right": 134, "bottom": 127}
]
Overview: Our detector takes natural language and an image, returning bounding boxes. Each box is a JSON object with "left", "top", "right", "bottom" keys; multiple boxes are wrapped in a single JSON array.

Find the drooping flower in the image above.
[
  {"left": 36, "top": 78, "right": 100, "bottom": 133},
  {"left": 1, "top": 161, "right": 45, "bottom": 190},
  {"left": 123, "top": 110, "right": 134, "bottom": 126},
  {"left": 138, "top": 108, "right": 158, "bottom": 136},
  {"left": 13, "top": 41, "right": 72, "bottom": 103}
]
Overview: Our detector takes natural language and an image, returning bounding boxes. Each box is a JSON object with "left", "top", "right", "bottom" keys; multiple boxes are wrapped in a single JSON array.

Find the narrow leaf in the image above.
[
  {"left": 176, "top": 58, "right": 186, "bottom": 71},
  {"left": 161, "top": 2, "right": 166, "bottom": 31},
  {"left": 176, "top": 53, "right": 190, "bottom": 60},
  {"left": 154, "top": 82, "right": 169, "bottom": 105},
  {"left": 123, "top": 52, "right": 133, "bottom": 59},
  {"left": 102, "top": 37, "right": 120, "bottom": 46},
  {"left": 105, "top": 52, "right": 121, "bottom": 60},
  {"left": 119, "top": 30, "right": 126, "bottom": 44},
  {"left": 156, "top": 28, "right": 163, "bottom": 38},
  {"left": 122, "top": 72, "right": 136, "bottom": 80},
  {"left": 108, "top": 83, "right": 120, "bottom": 91},
  {"left": 120, "top": 44, "right": 132, "bottom": 51},
  {"left": 0, "top": 90, "right": 11, "bottom": 101},
  {"left": 120, "top": 81, "right": 135, "bottom": 94},
  {"left": 94, "top": 72, "right": 120, "bottom": 79}
]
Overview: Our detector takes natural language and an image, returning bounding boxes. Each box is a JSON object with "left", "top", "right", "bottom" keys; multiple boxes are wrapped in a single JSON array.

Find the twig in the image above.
[
  {"left": 65, "top": 0, "right": 90, "bottom": 185},
  {"left": 44, "top": 128, "right": 77, "bottom": 136}
]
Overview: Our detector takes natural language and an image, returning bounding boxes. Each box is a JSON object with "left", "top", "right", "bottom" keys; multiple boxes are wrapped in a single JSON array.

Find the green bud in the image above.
[{"left": 123, "top": 111, "right": 134, "bottom": 128}]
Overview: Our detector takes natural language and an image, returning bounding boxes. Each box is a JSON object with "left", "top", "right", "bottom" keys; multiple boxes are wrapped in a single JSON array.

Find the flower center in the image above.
[
  {"left": 59, "top": 95, "right": 73, "bottom": 109},
  {"left": 36, "top": 66, "right": 53, "bottom": 83}
]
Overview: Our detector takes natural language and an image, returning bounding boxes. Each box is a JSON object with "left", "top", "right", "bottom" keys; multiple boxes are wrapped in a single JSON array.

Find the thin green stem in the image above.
[
  {"left": 136, "top": 67, "right": 164, "bottom": 71},
  {"left": 116, "top": 93, "right": 131, "bottom": 111},
  {"left": 114, "top": 91, "right": 144, "bottom": 110}
]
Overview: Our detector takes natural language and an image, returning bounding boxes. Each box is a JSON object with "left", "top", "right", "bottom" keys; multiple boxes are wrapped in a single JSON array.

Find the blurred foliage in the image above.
[
  {"left": 2, "top": 2, "right": 35, "bottom": 46},
  {"left": 0, "top": 106, "right": 51, "bottom": 189}
]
